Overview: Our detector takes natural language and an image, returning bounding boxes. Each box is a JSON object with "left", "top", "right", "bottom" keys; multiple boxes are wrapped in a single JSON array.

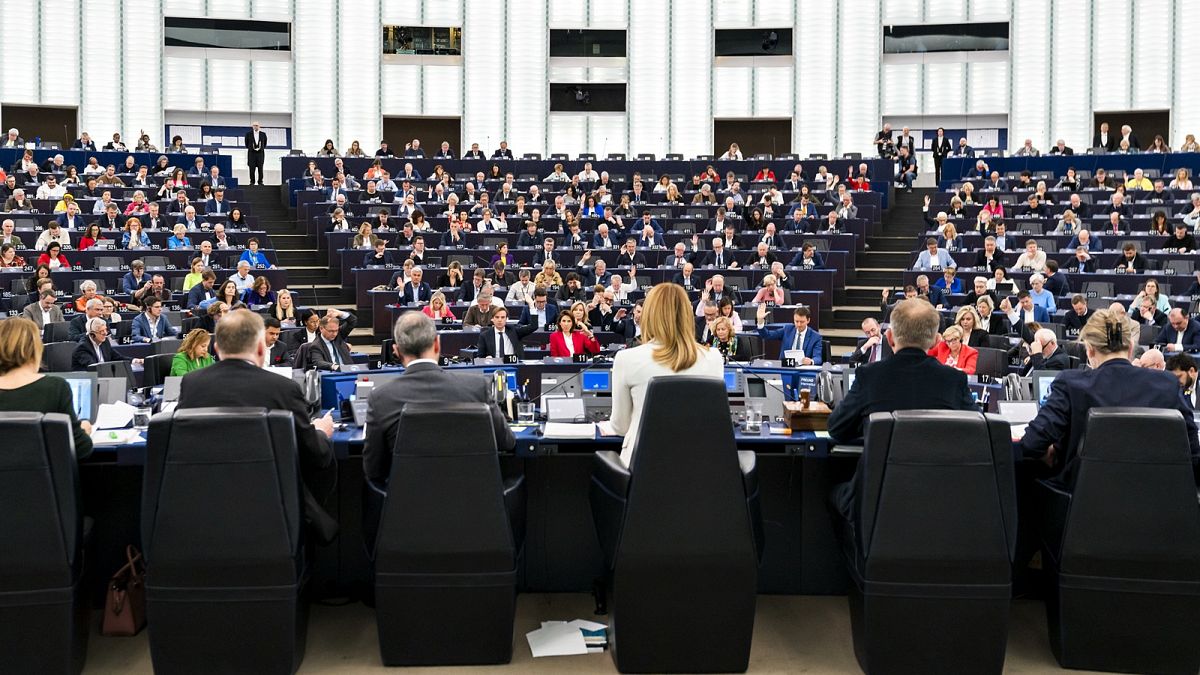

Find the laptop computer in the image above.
[
  {"left": 162, "top": 376, "right": 183, "bottom": 402},
  {"left": 997, "top": 400, "right": 1039, "bottom": 440}
]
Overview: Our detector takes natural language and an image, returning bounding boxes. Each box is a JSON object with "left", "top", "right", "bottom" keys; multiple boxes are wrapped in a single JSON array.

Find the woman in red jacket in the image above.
[
  {"left": 927, "top": 325, "right": 979, "bottom": 375},
  {"left": 36, "top": 242, "right": 70, "bottom": 270},
  {"left": 548, "top": 310, "right": 601, "bottom": 358}
]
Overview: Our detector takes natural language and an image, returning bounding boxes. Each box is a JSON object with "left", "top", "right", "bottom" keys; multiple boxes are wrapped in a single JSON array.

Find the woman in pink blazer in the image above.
[{"left": 548, "top": 310, "right": 601, "bottom": 358}]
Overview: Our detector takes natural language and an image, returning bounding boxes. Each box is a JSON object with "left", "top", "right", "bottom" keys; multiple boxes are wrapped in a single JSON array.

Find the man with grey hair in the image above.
[
  {"left": 463, "top": 289, "right": 498, "bottom": 327},
  {"left": 71, "top": 316, "right": 143, "bottom": 370},
  {"left": 229, "top": 260, "right": 254, "bottom": 291},
  {"left": 68, "top": 298, "right": 106, "bottom": 341},
  {"left": 829, "top": 298, "right": 977, "bottom": 518},
  {"left": 1024, "top": 328, "right": 1071, "bottom": 373},
  {"left": 361, "top": 312, "right": 516, "bottom": 545},
  {"left": 176, "top": 309, "right": 338, "bottom": 541},
  {"left": 1135, "top": 347, "right": 1166, "bottom": 370},
  {"left": 1181, "top": 193, "right": 1200, "bottom": 231}
]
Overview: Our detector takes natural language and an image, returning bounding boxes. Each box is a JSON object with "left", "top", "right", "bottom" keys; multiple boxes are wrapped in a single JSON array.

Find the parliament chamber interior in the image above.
[{"left": 3, "top": 2, "right": 1200, "bottom": 674}]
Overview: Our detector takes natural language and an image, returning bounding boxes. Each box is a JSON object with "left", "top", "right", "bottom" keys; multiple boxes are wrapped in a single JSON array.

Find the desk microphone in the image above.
[{"left": 532, "top": 354, "right": 609, "bottom": 412}]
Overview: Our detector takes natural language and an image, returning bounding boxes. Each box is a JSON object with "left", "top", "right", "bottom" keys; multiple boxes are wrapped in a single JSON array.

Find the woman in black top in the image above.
[
  {"left": 955, "top": 306, "right": 991, "bottom": 348},
  {"left": 0, "top": 318, "right": 92, "bottom": 457}
]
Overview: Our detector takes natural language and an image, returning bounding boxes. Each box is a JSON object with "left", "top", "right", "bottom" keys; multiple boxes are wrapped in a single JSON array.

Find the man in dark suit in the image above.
[
  {"left": 615, "top": 238, "right": 647, "bottom": 268},
  {"left": 304, "top": 312, "right": 356, "bottom": 370},
  {"left": 244, "top": 122, "right": 266, "bottom": 185},
  {"left": 476, "top": 306, "right": 527, "bottom": 359},
  {"left": 1092, "top": 122, "right": 1117, "bottom": 152},
  {"left": 364, "top": 312, "right": 516, "bottom": 544},
  {"left": 491, "top": 141, "right": 514, "bottom": 159},
  {"left": 930, "top": 128, "right": 952, "bottom": 183},
  {"left": 829, "top": 299, "right": 977, "bottom": 530},
  {"left": 71, "top": 317, "right": 143, "bottom": 371},
  {"left": 263, "top": 317, "right": 291, "bottom": 366},
  {"left": 848, "top": 317, "right": 893, "bottom": 365},
  {"left": 399, "top": 267, "right": 432, "bottom": 304},
  {"left": 517, "top": 288, "right": 559, "bottom": 334},
  {"left": 1023, "top": 328, "right": 1072, "bottom": 374},
  {"left": 462, "top": 143, "right": 485, "bottom": 160},
  {"left": 755, "top": 305, "right": 823, "bottom": 364},
  {"left": 178, "top": 310, "right": 338, "bottom": 542},
  {"left": 1158, "top": 309, "right": 1200, "bottom": 353}
]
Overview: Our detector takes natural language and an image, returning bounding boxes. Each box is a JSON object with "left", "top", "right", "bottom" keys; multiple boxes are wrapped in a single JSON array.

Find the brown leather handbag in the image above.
[{"left": 101, "top": 545, "right": 146, "bottom": 636}]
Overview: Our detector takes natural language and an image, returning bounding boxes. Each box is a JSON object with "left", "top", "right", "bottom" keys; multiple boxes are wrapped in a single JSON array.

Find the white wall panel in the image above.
[
  {"left": 1092, "top": 0, "right": 1130, "bottom": 113},
  {"left": 671, "top": 1, "right": 711, "bottom": 157},
  {"left": 123, "top": 0, "right": 162, "bottom": 137},
  {"left": 207, "top": 60, "right": 249, "bottom": 112},
  {"left": 208, "top": 0, "right": 249, "bottom": 18},
  {"left": 1049, "top": 0, "right": 1089, "bottom": 149},
  {"left": 925, "top": 0, "right": 967, "bottom": 21},
  {"left": 590, "top": 1, "right": 626, "bottom": 28},
  {"left": 882, "top": 0, "right": 920, "bottom": 23},
  {"left": 1175, "top": 2, "right": 1200, "bottom": 144},
  {"left": 382, "top": 1, "right": 421, "bottom": 27},
  {"left": 753, "top": 66, "right": 793, "bottom": 119},
  {"left": 381, "top": 65, "right": 422, "bottom": 116},
  {"left": 421, "top": 65, "right": 463, "bottom": 118},
  {"left": 883, "top": 63, "right": 920, "bottom": 116},
  {"left": 548, "top": 114, "right": 587, "bottom": 158},
  {"left": 462, "top": 2, "right": 504, "bottom": 151},
  {"left": 339, "top": 1, "right": 381, "bottom": 153},
  {"left": 589, "top": 115, "right": 628, "bottom": 157},
  {"left": 507, "top": 1, "right": 548, "bottom": 154},
  {"left": 163, "top": 0, "right": 202, "bottom": 15},
  {"left": 292, "top": 0, "right": 335, "bottom": 151},
  {"left": 1132, "top": 0, "right": 1170, "bottom": 111},
  {"left": 252, "top": 60, "right": 291, "bottom": 113},
  {"left": 924, "top": 62, "right": 964, "bottom": 115},
  {"left": 838, "top": 0, "right": 881, "bottom": 156},
  {"left": 548, "top": 65, "right": 588, "bottom": 82},
  {"left": 627, "top": 0, "right": 669, "bottom": 156},
  {"left": 250, "top": 0, "right": 291, "bottom": 20},
  {"left": 425, "top": 0, "right": 463, "bottom": 27},
  {"left": 754, "top": 0, "right": 793, "bottom": 25},
  {"left": 549, "top": 0, "right": 586, "bottom": 26},
  {"left": 966, "top": 61, "right": 1007, "bottom": 114},
  {"left": 712, "top": 68, "right": 752, "bottom": 119},
  {"left": 164, "top": 56, "right": 205, "bottom": 111},
  {"left": 40, "top": 1, "right": 80, "bottom": 107},
  {"left": 967, "top": 0, "right": 1010, "bottom": 21},
  {"left": 80, "top": 0, "right": 121, "bottom": 138},
  {"left": 714, "top": 0, "right": 752, "bottom": 26},
  {"left": 795, "top": 1, "right": 834, "bottom": 156},
  {"left": 1010, "top": 0, "right": 1049, "bottom": 150}
]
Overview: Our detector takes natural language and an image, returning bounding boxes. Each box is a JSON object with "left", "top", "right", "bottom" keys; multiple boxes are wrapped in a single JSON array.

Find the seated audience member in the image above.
[
  {"left": 306, "top": 312, "right": 356, "bottom": 370},
  {"left": 974, "top": 237, "right": 1007, "bottom": 272},
  {"left": 475, "top": 306, "right": 525, "bottom": 359},
  {"left": 610, "top": 284, "right": 725, "bottom": 467},
  {"left": 913, "top": 237, "right": 955, "bottom": 271},
  {"left": 755, "top": 305, "right": 822, "bottom": 364},
  {"left": 21, "top": 290, "right": 64, "bottom": 329},
  {"left": 264, "top": 317, "right": 291, "bottom": 366},
  {"left": 828, "top": 298, "right": 976, "bottom": 527},
  {"left": 72, "top": 317, "right": 144, "bottom": 371},
  {"left": 548, "top": 310, "right": 601, "bottom": 358},
  {"left": 1062, "top": 295, "right": 1094, "bottom": 339},
  {"left": 1023, "top": 328, "right": 1071, "bottom": 373},
  {"left": 462, "top": 289, "right": 499, "bottom": 327},
  {"left": 1002, "top": 291, "right": 1051, "bottom": 332},
  {"left": 933, "top": 268, "right": 962, "bottom": 294},
  {"left": 927, "top": 325, "right": 978, "bottom": 374},
  {"left": 177, "top": 310, "right": 338, "bottom": 541},
  {"left": 955, "top": 306, "right": 990, "bottom": 348},
  {"left": 1114, "top": 242, "right": 1148, "bottom": 273},
  {"left": 789, "top": 243, "right": 825, "bottom": 270},
  {"left": 0, "top": 318, "right": 93, "bottom": 457},
  {"left": 170, "top": 328, "right": 215, "bottom": 375},
  {"left": 1166, "top": 353, "right": 1200, "bottom": 409},
  {"left": 1021, "top": 309, "right": 1199, "bottom": 489},
  {"left": 1158, "top": 308, "right": 1200, "bottom": 353},
  {"left": 1010, "top": 239, "right": 1047, "bottom": 271},
  {"left": 68, "top": 299, "right": 105, "bottom": 342},
  {"left": 1026, "top": 273, "right": 1057, "bottom": 314},
  {"left": 131, "top": 298, "right": 179, "bottom": 342},
  {"left": 963, "top": 276, "right": 998, "bottom": 308},
  {"left": 1135, "top": 347, "right": 1166, "bottom": 370}
]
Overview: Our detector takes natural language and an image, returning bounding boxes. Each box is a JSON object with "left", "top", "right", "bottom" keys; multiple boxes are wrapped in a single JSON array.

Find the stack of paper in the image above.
[
  {"left": 94, "top": 401, "right": 136, "bottom": 429},
  {"left": 91, "top": 428, "right": 144, "bottom": 446},
  {"left": 526, "top": 619, "right": 609, "bottom": 657},
  {"left": 541, "top": 422, "right": 597, "bottom": 440}
]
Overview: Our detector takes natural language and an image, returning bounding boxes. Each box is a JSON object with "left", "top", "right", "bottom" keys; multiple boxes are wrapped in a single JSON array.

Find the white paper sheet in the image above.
[
  {"left": 526, "top": 623, "right": 589, "bottom": 657},
  {"left": 94, "top": 401, "right": 136, "bottom": 429},
  {"left": 542, "top": 422, "right": 597, "bottom": 440},
  {"left": 91, "top": 428, "right": 144, "bottom": 446}
]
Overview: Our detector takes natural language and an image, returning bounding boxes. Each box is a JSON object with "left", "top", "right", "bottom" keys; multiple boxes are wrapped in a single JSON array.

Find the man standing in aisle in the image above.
[{"left": 244, "top": 122, "right": 267, "bottom": 185}]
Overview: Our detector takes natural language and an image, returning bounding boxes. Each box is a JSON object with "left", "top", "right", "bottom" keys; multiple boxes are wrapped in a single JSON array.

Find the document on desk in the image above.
[
  {"left": 542, "top": 422, "right": 597, "bottom": 440},
  {"left": 526, "top": 622, "right": 589, "bottom": 657},
  {"left": 95, "top": 401, "right": 136, "bottom": 429},
  {"left": 91, "top": 428, "right": 144, "bottom": 446}
]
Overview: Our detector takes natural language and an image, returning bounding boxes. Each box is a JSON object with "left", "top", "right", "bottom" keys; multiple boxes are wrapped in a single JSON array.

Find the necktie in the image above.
[
  {"left": 329, "top": 340, "right": 342, "bottom": 367},
  {"left": 792, "top": 330, "right": 801, "bottom": 351},
  {"left": 497, "top": 330, "right": 506, "bottom": 356},
  {"left": 872, "top": 343, "right": 880, "bottom": 362},
  {"left": 716, "top": 253, "right": 723, "bottom": 267}
]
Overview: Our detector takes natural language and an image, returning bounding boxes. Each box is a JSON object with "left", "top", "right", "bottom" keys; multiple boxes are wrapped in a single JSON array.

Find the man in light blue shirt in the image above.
[
  {"left": 228, "top": 261, "right": 254, "bottom": 292},
  {"left": 913, "top": 238, "right": 957, "bottom": 271}
]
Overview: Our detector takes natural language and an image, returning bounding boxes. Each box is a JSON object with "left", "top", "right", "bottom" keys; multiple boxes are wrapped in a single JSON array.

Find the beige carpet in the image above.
[{"left": 83, "top": 594, "right": 1101, "bottom": 674}]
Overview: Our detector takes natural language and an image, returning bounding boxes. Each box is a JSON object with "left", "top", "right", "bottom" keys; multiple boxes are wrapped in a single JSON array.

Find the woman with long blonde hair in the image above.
[{"left": 609, "top": 283, "right": 725, "bottom": 467}]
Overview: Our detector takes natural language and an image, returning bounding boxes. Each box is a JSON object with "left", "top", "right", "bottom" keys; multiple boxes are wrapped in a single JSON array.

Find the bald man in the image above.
[{"left": 1024, "top": 328, "right": 1071, "bottom": 373}]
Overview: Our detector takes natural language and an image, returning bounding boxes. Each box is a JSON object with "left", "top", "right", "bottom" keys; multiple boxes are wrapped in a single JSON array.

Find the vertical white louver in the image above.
[
  {"left": 967, "top": 0, "right": 1010, "bottom": 22},
  {"left": 1131, "top": 0, "right": 1169, "bottom": 113},
  {"left": 425, "top": 0, "right": 463, "bottom": 28},
  {"left": 382, "top": 65, "right": 420, "bottom": 117},
  {"left": 837, "top": 0, "right": 881, "bottom": 156},
  {"left": 1049, "top": 0, "right": 1089, "bottom": 150},
  {"left": 670, "top": 0, "right": 711, "bottom": 158},
  {"left": 967, "top": 61, "right": 1007, "bottom": 115},
  {"left": 422, "top": 64, "right": 463, "bottom": 123},
  {"left": 883, "top": 63, "right": 921, "bottom": 117},
  {"left": 627, "top": 0, "right": 669, "bottom": 157},
  {"left": 338, "top": 1, "right": 381, "bottom": 152},
  {"left": 40, "top": 0, "right": 81, "bottom": 108},
  {"left": 1010, "top": 0, "right": 1049, "bottom": 151},
  {"left": 753, "top": 66, "right": 793, "bottom": 122},
  {"left": 250, "top": 0, "right": 290, "bottom": 20},
  {"left": 80, "top": 0, "right": 121, "bottom": 138},
  {"left": 207, "top": 0, "right": 248, "bottom": 18},
  {"left": 292, "top": 1, "right": 336, "bottom": 152},
  {"left": 381, "top": 0, "right": 419, "bottom": 28},
  {"left": 713, "top": 0, "right": 752, "bottom": 27},
  {"left": 507, "top": 1, "right": 548, "bottom": 155},
  {"left": 208, "top": 60, "right": 249, "bottom": 112},
  {"left": 591, "top": 0, "right": 626, "bottom": 28},
  {"left": 252, "top": 60, "right": 291, "bottom": 114},
  {"left": 164, "top": 56, "right": 204, "bottom": 112},
  {"left": 795, "top": 1, "right": 834, "bottom": 156},
  {"left": 122, "top": 0, "right": 161, "bottom": 139},
  {"left": 924, "top": 62, "right": 965, "bottom": 116},
  {"left": 754, "top": 0, "right": 793, "bottom": 26},
  {"left": 712, "top": 67, "right": 752, "bottom": 120},
  {"left": 1091, "top": 0, "right": 1130, "bottom": 114},
  {"left": 462, "top": 2, "right": 504, "bottom": 152},
  {"left": 925, "top": 0, "right": 966, "bottom": 21},
  {"left": 882, "top": 0, "right": 920, "bottom": 24},
  {"left": 589, "top": 114, "right": 627, "bottom": 158},
  {"left": 549, "top": 0, "right": 586, "bottom": 26},
  {"left": 1174, "top": 2, "right": 1200, "bottom": 145},
  {"left": 548, "top": 114, "right": 587, "bottom": 159}
]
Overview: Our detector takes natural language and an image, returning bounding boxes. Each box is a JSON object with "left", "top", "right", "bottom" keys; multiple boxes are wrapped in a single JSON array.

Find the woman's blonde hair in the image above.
[
  {"left": 711, "top": 315, "right": 733, "bottom": 339},
  {"left": 641, "top": 283, "right": 704, "bottom": 371},
  {"left": 178, "top": 329, "right": 210, "bottom": 358},
  {"left": 943, "top": 222, "right": 958, "bottom": 239},
  {"left": 570, "top": 301, "right": 590, "bottom": 326},
  {"left": 0, "top": 318, "right": 43, "bottom": 375},
  {"left": 1079, "top": 309, "right": 1133, "bottom": 355},
  {"left": 955, "top": 305, "right": 981, "bottom": 331},
  {"left": 942, "top": 325, "right": 964, "bottom": 342}
]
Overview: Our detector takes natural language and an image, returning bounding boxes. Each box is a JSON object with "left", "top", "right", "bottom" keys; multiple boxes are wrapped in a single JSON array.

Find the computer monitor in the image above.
[
  {"left": 581, "top": 370, "right": 611, "bottom": 393},
  {"left": 47, "top": 372, "right": 98, "bottom": 422},
  {"left": 723, "top": 369, "right": 744, "bottom": 395},
  {"left": 90, "top": 360, "right": 134, "bottom": 391},
  {"left": 1029, "top": 370, "right": 1061, "bottom": 407},
  {"left": 97, "top": 377, "right": 127, "bottom": 408},
  {"left": 161, "top": 376, "right": 183, "bottom": 402}
]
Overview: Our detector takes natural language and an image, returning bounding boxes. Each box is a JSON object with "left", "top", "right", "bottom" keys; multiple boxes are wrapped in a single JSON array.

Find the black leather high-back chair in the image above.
[
  {"left": 373, "top": 402, "right": 522, "bottom": 666},
  {"left": 837, "top": 411, "right": 1016, "bottom": 675},
  {"left": 1038, "top": 408, "right": 1200, "bottom": 674},
  {"left": 589, "top": 377, "right": 759, "bottom": 673},
  {"left": 0, "top": 413, "right": 89, "bottom": 675},
  {"left": 42, "top": 341, "right": 77, "bottom": 372},
  {"left": 141, "top": 408, "right": 307, "bottom": 675},
  {"left": 142, "top": 352, "right": 175, "bottom": 388}
]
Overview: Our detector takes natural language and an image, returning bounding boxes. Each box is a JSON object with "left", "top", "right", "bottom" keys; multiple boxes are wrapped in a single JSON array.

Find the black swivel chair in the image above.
[
  {"left": 141, "top": 409, "right": 308, "bottom": 675},
  {"left": 589, "top": 377, "right": 760, "bottom": 673},
  {"left": 142, "top": 352, "right": 175, "bottom": 387},
  {"left": 1037, "top": 408, "right": 1200, "bottom": 674},
  {"left": 832, "top": 411, "right": 1017, "bottom": 675},
  {"left": 0, "top": 413, "right": 89, "bottom": 675},
  {"left": 372, "top": 403, "right": 524, "bottom": 666}
]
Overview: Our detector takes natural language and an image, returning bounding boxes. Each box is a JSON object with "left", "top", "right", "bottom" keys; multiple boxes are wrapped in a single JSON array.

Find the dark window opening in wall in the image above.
[
  {"left": 549, "top": 84, "right": 626, "bottom": 113},
  {"left": 714, "top": 29, "right": 793, "bottom": 57},
  {"left": 883, "top": 23, "right": 1009, "bottom": 53},
  {"left": 383, "top": 26, "right": 462, "bottom": 55},
  {"left": 164, "top": 17, "right": 291, "bottom": 50},
  {"left": 549, "top": 30, "right": 627, "bottom": 58}
]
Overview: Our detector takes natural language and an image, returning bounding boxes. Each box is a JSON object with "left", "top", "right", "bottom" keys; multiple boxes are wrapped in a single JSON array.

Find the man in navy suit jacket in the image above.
[
  {"left": 399, "top": 267, "right": 432, "bottom": 304},
  {"left": 1004, "top": 291, "right": 1051, "bottom": 334},
  {"left": 755, "top": 305, "right": 823, "bottom": 364},
  {"left": 517, "top": 289, "right": 559, "bottom": 333},
  {"left": 1157, "top": 309, "right": 1200, "bottom": 353}
]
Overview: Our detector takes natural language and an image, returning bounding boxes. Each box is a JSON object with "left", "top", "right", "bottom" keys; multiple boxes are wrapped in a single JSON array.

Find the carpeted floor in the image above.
[{"left": 83, "top": 594, "right": 1101, "bottom": 674}]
